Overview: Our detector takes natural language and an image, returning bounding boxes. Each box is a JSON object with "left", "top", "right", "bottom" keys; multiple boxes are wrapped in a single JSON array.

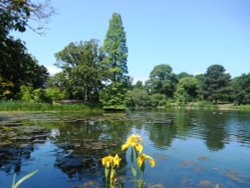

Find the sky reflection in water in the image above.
[{"left": 0, "top": 110, "right": 250, "bottom": 188}]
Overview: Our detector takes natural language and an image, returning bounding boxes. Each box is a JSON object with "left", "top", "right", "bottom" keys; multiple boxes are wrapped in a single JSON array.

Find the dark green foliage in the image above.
[
  {"left": 48, "top": 72, "right": 68, "bottom": 92},
  {"left": 175, "top": 77, "right": 200, "bottom": 103},
  {"left": 20, "top": 85, "right": 51, "bottom": 103},
  {"left": 102, "top": 13, "right": 128, "bottom": 83},
  {"left": 177, "top": 72, "right": 193, "bottom": 80},
  {"left": 0, "top": 0, "right": 30, "bottom": 36},
  {"left": 0, "top": 38, "right": 49, "bottom": 98},
  {"left": 54, "top": 39, "right": 103, "bottom": 102},
  {"left": 133, "top": 81, "right": 144, "bottom": 90},
  {"left": 0, "top": 0, "right": 54, "bottom": 36},
  {"left": 231, "top": 73, "right": 250, "bottom": 105},
  {"left": 100, "top": 82, "right": 130, "bottom": 108},
  {"left": 202, "top": 64, "right": 231, "bottom": 103},
  {"left": 149, "top": 93, "right": 167, "bottom": 107},
  {"left": 0, "top": 0, "right": 53, "bottom": 100},
  {"left": 146, "top": 64, "right": 178, "bottom": 98},
  {"left": 130, "top": 88, "right": 150, "bottom": 107},
  {"left": 101, "top": 13, "right": 129, "bottom": 108}
]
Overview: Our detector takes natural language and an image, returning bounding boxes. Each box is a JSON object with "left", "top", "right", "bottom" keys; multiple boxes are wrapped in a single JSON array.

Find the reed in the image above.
[{"left": 0, "top": 101, "right": 102, "bottom": 113}]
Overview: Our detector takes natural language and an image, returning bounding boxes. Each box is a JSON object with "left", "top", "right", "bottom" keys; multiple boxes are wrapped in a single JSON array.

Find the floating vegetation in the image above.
[
  {"left": 181, "top": 178, "right": 195, "bottom": 187},
  {"left": 180, "top": 160, "right": 197, "bottom": 168},
  {"left": 154, "top": 153, "right": 168, "bottom": 161},
  {"left": 199, "top": 179, "right": 215, "bottom": 187},
  {"left": 192, "top": 166, "right": 207, "bottom": 174},
  {"left": 198, "top": 156, "right": 209, "bottom": 161},
  {"left": 223, "top": 169, "right": 245, "bottom": 183}
]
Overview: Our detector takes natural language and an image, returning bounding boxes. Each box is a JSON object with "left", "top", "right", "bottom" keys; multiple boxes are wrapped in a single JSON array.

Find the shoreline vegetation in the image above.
[
  {"left": 0, "top": 100, "right": 249, "bottom": 112},
  {"left": 2, "top": 10, "right": 250, "bottom": 111},
  {"left": 0, "top": 101, "right": 102, "bottom": 113}
]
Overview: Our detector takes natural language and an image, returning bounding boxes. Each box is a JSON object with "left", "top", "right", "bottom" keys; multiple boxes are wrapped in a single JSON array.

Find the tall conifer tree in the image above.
[
  {"left": 101, "top": 13, "right": 129, "bottom": 108},
  {"left": 103, "top": 13, "right": 128, "bottom": 82}
]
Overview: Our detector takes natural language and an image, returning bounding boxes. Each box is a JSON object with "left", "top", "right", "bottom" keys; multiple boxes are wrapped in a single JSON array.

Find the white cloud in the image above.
[{"left": 46, "top": 66, "right": 61, "bottom": 75}]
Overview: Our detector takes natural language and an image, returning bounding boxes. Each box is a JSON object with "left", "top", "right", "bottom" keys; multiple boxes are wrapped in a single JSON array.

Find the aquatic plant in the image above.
[
  {"left": 102, "top": 154, "right": 122, "bottom": 188},
  {"left": 0, "top": 100, "right": 102, "bottom": 113},
  {"left": 11, "top": 169, "right": 39, "bottom": 188},
  {"left": 102, "top": 134, "right": 155, "bottom": 188},
  {"left": 122, "top": 134, "right": 155, "bottom": 188}
]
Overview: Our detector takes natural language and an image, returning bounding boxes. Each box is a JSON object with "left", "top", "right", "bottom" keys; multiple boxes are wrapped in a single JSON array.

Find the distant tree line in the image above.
[
  {"left": 1, "top": 5, "right": 250, "bottom": 108},
  {"left": 130, "top": 64, "right": 250, "bottom": 107}
]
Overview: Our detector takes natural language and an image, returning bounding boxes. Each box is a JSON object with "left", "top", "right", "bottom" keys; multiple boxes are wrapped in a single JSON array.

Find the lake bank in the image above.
[
  {"left": 1, "top": 101, "right": 250, "bottom": 113},
  {"left": 0, "top": 101, "right": 103, "bottom": 114}
]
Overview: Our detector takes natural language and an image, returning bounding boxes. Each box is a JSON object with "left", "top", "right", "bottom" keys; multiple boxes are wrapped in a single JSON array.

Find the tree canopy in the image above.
[
  {"left": 232, "top": 73, "right": 250, "bottom": 105},
  {"left": 0, "top": 0, "right": 54, "bottom": 36},
  {"left": 146, "top": 64, "right": 177, "bottom": 98},
  {"left": 0, "top": 0, "right": 54, "bottom": 100},
  {"left": 202, "top": 64, "right": 231, "bottom": 103},
  {"left": 175, "top": 77, "right": 200, "bottom": 103},
  {"left": 54, "top": 39, "right": 103, "bottom": 102}
]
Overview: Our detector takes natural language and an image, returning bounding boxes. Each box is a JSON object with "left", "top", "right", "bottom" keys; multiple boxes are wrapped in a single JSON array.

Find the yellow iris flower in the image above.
[
  {"left": 121, "top": 134, "right": 143, "bottom": 153},
  {"left": 102, "top": 155, "right": 113, "bottom": 168},
  {"left": 113, "top": 154, "right": 122, "bottom": 167},
  {"left": 102, "top": 154, "right": 122, "bottom": 168},
  {"left": 137, "top": 154, "right": 156, "bottom": 168}
]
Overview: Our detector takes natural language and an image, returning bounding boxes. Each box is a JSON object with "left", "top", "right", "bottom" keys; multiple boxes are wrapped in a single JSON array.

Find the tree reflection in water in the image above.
[
  {"left": 0, "top": 124, "right": 49, "bottom": 174},
  {"left": 0, "top": 111, "right": 250, "bottom": 188},
  {"left": 46, "top": 119, "right": 131, "bottom": 182}
]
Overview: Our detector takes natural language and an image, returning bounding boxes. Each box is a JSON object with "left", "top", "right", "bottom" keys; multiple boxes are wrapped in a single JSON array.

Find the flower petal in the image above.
[
  {"left": 121, "top": 142, "right": 129, "bottom": 151},
  {"left": 149, "top": 158, "right": 156, "bottom": 167},
  {"left": 135, "top": 144, "right": 143, "bottom": 153},
  {"left": 113, "top": 154, "right": 122, "bottom": 167},
  {"left": 137, "top": 154, "right": 146, "bottom": 167}
]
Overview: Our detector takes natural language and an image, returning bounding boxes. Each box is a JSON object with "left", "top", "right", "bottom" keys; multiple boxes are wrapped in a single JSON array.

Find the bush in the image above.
[
  {"left": 20, "top": 85, "right": 51, "bottom": 103},
  {"left": 46, "top": 87, "right": 67, "bottom": 101},
  {"left": 149, "top": 93, "right": 166, "bottom": 107},
  {"left": 130, "top": 88, "right": 150, "bottom": 107}
]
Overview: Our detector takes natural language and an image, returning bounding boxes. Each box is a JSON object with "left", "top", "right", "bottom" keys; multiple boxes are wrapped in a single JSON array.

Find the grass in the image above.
[
  {"left": 0, "top": 100, "right": 103, "bottom": 113},
  {"left": 166, "top": 101, "right": 250, "bottom": 111},
  {"left": 163, "top": 101, "right": 219, "bottom": 110},
  {"left": 238, "top": 104, "right": 250, "bottom": 111}
]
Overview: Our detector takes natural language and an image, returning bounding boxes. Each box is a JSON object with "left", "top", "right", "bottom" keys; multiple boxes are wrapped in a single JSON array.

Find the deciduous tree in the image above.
[
  {"left": 146, "top": 64, "right": 177, "bottom": 98},
  {"left": 231, "top": 73, "right": 250, "bottom": 105},
  {"left": 175, "top": 77, "right": 200, "bottom": 103},
  {"left": 55, "top": 39, "right": 103, "bottom": 102}
]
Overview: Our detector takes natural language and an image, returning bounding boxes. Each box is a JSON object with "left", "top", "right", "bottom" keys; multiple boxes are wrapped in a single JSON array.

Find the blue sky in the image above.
[{"left": 12, "top": 0, "right": 250, "bottom": 82}]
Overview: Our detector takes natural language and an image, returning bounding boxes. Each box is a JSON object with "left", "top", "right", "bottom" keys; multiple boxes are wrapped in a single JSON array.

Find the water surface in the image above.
[{"left": 0, "top": 110, "right": 250, "bottom": 188}]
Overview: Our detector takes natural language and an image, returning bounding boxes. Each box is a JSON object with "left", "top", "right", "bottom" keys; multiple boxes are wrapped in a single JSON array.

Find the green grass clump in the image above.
[
  {"left": 238, "top": 105, "right": 250, "bottom": 111},
  {"left": 0, "top": 100, "right": 103, "bottom": 113}
]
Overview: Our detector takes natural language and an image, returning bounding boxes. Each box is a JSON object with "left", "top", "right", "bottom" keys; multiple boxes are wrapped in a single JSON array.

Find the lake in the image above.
[{"left": 0, "top": 109, "right": 250, "bottom": 188}]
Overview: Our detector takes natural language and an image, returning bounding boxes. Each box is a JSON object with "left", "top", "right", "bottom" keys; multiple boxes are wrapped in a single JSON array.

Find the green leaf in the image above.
[
  {"left": 131, "top": 166, "right": 137, "bottom": 177},
  {"left": 140, "top": 162, "right": 145, "bottom": 174},
  {"left": 130, "top": 148, "right": 134, "bottom": 163},
  {"left": 139, "top": 179, "right": 144, "bottom": 188},
  {"left": 12, "top": 169, "right": 39, "bottom": 188},
  {"left": 11, "top": 173, "right": 16, "bottom": 188},
  {"left": 104, "top": 167, "right": 110, "bottom": 179}
]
